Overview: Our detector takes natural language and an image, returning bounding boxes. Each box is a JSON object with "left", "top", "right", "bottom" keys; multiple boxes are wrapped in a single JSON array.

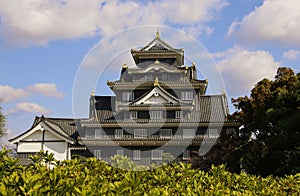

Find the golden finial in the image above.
[
  {"left": 222, "top": 89, "right": 226, "bottom": 95},
  {"left": 91, "top": 90, "right": 95, "bottom": 96},
  {"left": 122, "top": 62, "right": 128, "bottom": 69},
  {"left": 155, "top": 59, "right": 159, "bottom": 64},
  {"left": 156, "top": 28, "right": 160, "bottom": 38},
  {"left": 154, "top": 77, "right": 159, "bottom": 86},
  {"left": 185, "top": 65, "right": 189, "bottom": 70}
]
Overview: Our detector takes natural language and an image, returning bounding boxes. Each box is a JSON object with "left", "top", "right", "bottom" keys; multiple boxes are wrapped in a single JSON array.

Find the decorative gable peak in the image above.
[
  {"left": 141, "top": 33, "right": 176, "bottom": 52},
  {"left": 131, "top": 86, "right": 182, "bottom": 105}
]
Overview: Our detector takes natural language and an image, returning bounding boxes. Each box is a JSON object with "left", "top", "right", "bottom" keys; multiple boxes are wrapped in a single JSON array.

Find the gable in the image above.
[
  {"left": 132, "top": 86, "right": 181, "bottom": 105},
  {"left": 147, "top": 43, "right": 169, "bottom": 51},
  {"left": 9, "top": 120, "right": 74, "bottom": 144},
  {"left": 140, "top": 33, "right": 178, "bottom": 52},
  {"left": 143, "top": 93, "right": 172, "bottom": 104}
]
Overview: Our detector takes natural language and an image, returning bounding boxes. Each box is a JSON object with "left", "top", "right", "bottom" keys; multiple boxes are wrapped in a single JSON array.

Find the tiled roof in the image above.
[
  {"left": 91, "top": 95, "right": 229, "bottom": 124},
  {"left": 138, "top": 35, "right": 182, "bottom": 52},
  {"left": 31, "top": 116, "right": 78, "bottom": 138},
  {"left": 191, "top": 95, "right": 227, "bottom": 122},
  {"left": 97, "top": 110, "right": 114, "bottom": 121}
]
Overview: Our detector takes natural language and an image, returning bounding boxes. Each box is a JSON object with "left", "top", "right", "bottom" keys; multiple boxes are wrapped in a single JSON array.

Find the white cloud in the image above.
[
  {"left": 215, "top": 47, "right": 280, "bottom": 97},
  {"left": 0, "top": 0, "right": 101, "bottom": 46},
  {"left": 227, "top": 0, "right": 300, "bottom": 45},
  {"left": 0, "top": 85, "right": 29, "bottom": 102},
  {"left": 8, "top": 102, "right": 50, "bottom": 115},
  {"left": 0, "top": 83, "right": 64, "bottom": 103},
  {"left": 28, "top": 83, "right": 64, "bottom": 97},
  {"left": 283, "top": 50, "right": 300, "bottom": 60},
  {"left": 0, "top": 0, "right": 228, "bottom": 47}
]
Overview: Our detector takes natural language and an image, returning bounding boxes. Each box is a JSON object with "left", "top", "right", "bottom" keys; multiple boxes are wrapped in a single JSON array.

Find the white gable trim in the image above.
[
  {"left": 133, "top": 86, "right": 181, "bottom": 105},
  {"left": 10, "top": 121, "right": 74, "bottom": 144},
  {"left": 143, "top": 39, "right": 173, "bottom": 51}
]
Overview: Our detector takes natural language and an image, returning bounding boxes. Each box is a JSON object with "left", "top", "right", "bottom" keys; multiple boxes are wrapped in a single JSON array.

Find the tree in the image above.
[
  {"left": 232, "top": 67, "right": 300, "bottom": 176},
  {"left": 0, "top": 101, "right": 6, "bottom": 139},
  {"left": 189, "top": 134, "right": 243, "bottom": 173}
]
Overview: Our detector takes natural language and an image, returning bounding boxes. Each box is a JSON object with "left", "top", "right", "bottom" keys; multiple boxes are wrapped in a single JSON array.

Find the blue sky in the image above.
[{"left": 1, "top": 0, "right": 300, "bottom": 145}]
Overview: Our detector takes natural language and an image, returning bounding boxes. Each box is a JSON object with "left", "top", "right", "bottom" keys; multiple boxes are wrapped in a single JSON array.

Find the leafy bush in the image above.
[{"left": 0, "top": 149, "right": 299, "bottom": 195}]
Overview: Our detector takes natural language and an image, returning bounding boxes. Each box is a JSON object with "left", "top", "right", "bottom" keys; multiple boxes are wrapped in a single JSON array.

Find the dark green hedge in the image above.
[{"left": 1, "top": 149, "right": 299, "bottom": 195}]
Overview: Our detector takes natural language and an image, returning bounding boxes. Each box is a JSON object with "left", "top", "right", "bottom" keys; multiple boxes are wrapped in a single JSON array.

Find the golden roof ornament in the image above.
[
  {"left": 154, "top": 77, "right": 159, "bottom": 86},
  {"left": 155, "top": 59, "right": 159, "bottom": 64},
  {"left": 222, "top": 89, "right": 226, "bottom": 95},
  {"left": 91, "top": 90, "right": 95, "bottom": 96},
  {"left": 122, "top": 62, "right": 128, "bottom": 69},
  {"left": 185, "top": 65, "right": 189, "bottom": 69},
  {"left": 155, "top": 29, "right": 160, "bottom": 39}
]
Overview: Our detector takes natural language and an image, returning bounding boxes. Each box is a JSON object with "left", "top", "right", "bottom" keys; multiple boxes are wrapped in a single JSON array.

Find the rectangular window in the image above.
[
  {"left": 207, "top": 129, "right": 219, "bottom": 138},
  {"left": 133, "top": 150, "right": 141, "bottom": 160},
  {"left": 116, "top": 150, "right": 124, "bottom": 156},
  {"left": 130, "top": 111, "right": 138, "bottom": 119},
  {"left": 134, "top": 129, "right": 147, "bottom": 138},
  {"left": 122, "top": 92, "right": 134, "bottom": 101},
  {"left": 181, "top": 91, "right": 193, "bottom": 100},
  {"left": 183, "top": 149, "right": 190, "bottom": 160},
  {"left": 150, "top": 111, "right": 162, "bottom": 119},
  {"left": 160, "top": 129, "right": 172, "bottom": 138},
  {"left": 175, "top": 111, "right": 183, "bottom": 119},
  {"left": 151, "top": 150, "right": 163, "bottom": 160},
  {"left": 115, "top": 129, "right": 123, "bottom": 138},
  {"left": 94, "top": 150, "right": 101, "bottom": 159},
  {"left": 95, "top": 129, "right": 103, "bottom": 138},
  {"left": 183, "top": 129, "right": 195, "bottom": 138}
]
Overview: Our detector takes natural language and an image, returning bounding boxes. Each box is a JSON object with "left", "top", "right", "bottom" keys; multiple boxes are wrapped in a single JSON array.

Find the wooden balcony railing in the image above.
[{"left": 80, "top": 134, "right": 218, "bottom": 141}]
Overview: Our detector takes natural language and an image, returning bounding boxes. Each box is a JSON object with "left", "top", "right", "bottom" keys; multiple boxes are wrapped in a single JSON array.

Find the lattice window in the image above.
[
  {"left": 116, "top": 150, "right": 124, "bottom": 156},
  {"left": 181, "top": 91, "right": 193, "bottom": 100},
  {"left": 130, "top": 111, "right": 138, "bottom": 119},
  {"left": 183, "top": 149, "right": 190, "bottom": 160},
  {"left": 94, "top": 150, "right": 101, "bottom": 159},
  {"left": 122, "top": 92, "right": 134, "bottom": 101},
  {"left": 207, "top": 129, "right": 220, "bottom": 138},
  {"left": 175, "top": 111, "right": 183, "bottom": 119},
  {"left": 95, "top": 129, "right": 103, "bottom": 138},
  {"left": 183, "top": 129, "right": 195, "bottom": 138},
  {"left": 151, "top": 150, "right": 163, "bottom": 160},
  {"left": 150, "top": 111, "right": 162, "bottom": 119},
  {"left": 115, "top": 129, "right": 123, "bottom": 138},
  {"left": 160, "top": 129, "right": 172, "bottom": 138},
  {"left": 134, "top": 129, "right": 147, "bottom": 138},
  {"left": 133, "top": 150, "right": 141, "bottom": 160}
]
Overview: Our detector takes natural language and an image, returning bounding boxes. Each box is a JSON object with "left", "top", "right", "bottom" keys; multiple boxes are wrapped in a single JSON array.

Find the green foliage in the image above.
[
  {"left": 0, "top": 101, "right": 6, "bottom": 139},
  {"left": 0, "top": 149, "right": 299, "bottom": 195},
  {"left": 232, "top": 67, "right": 300, "bottom": 176}
]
